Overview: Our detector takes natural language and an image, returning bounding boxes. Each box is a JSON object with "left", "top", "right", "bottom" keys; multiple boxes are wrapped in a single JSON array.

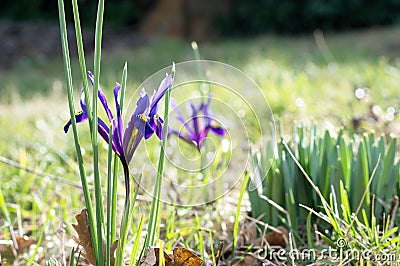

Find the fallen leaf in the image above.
[
  {"left": 140, "top": 247, "right": 203, "bottom": 266},
  {"left": 140, "top": 247, "right": 157, "bottom": 266},
  {"left": 265, "top": 226, "right": 288, "bottom": 247},
  {"left": 173, "top": 248, "right": 203, "bottom": 266},
  {"left": 109, "top": 240, "right": 118, "bottom": 266},
  {"left": 72, "top": 209, "right": 96, "bottom": 265},
  {"left": 0, "top": 239, "right": 15, "bottom": 260},
  {"left": 72, "top": 209, "right": 118, "bottom": 265},
  {"left": 154, "top": 248, "right": 173, "bottom": 264},
  {"left": 16, "top": 235, "right": 36, "bottom": 254}
]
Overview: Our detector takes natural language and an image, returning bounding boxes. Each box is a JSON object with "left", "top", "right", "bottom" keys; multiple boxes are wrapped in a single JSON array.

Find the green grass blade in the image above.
[
  {"left": 57, "top": 0, "right": 98, "bottom": 261},
  {"left": 306, "top": 211, "right": 314, "bottom": 250},
  {"left": 69, "top": 247, "right": 75, "bottom": 266},
  {"left": 92, "top": 0, "right": 105, "bottom": 264},
  {"left": 146, "top": 64, "right": 174, "bottom": 247},
  {"left": 129, "top": 215, "right": 145, "bottom": 266},
  {"left": 72, "top": 0, "right": 92, "bottom": 127},
  {"left": 115, "top": 171, "right": 143, "bottom": 266},
  {"left": 195, "top": 213, "right": 205, "bottom": 260},
  {"left": 28, "top": 222, "right": 46, "bottom": 265},
  {"left": 106, "top": 125, "right": 113, "bottom": 266},
  {"left": 232, "top": 172, "right": 250, "bottom": 257},
  {"left": 0, "top": 188, "right": 18, "bottom": 253},
  {"left": 377, "top": 138, "right": 396, "bottom": 197}
]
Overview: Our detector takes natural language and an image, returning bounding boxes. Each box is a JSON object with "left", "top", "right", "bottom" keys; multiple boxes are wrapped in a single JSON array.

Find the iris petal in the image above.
[
  {"left": 209, "top": 121, "right": 225, "bottom": 136},
  {"left": 134, "top": 89, "right": 150, "bottom": 116},
  {"left": 113, "top": 83, "right": 124, "bottom": 144},
  {"left": 149, "top": 74, "right": 173, "bottom": 116},
  {"left": 171, "top": 99, "right": 194, "bottom": 136},
  {"left": 87, "top": 71, "right": 95, "bottom": 85},
  {"left": 64, "top": 110, "right": 88, "bottom": 133},
  {"left": 80, "top": 89, "right": 87, "bottom": 112},
  {"left": 98, "top": 88, "right": 114, "bottom": 123}
]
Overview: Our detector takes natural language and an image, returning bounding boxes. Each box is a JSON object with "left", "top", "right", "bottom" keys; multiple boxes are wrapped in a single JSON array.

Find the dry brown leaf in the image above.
[
  {"left": 0, "top": 236, "right": 36, "bottom": 261},
  {"left": 72, "top": 209, "right": 96, "bottom": 265},
  {"left": 265, "top": 226, "right": 288, "bottom": 247},
  {"left": 172, "top": 248, "right": 203, "bottom": 266},
  {"left": 154, "top": 248, "right": 173, "bottom": 264},
  {"left": 140, "top": 247, "right": 203, "bottom": 266},
  {"left": 72, "top": 209, "right": 118, "bottom": 265},
  {"left": 0, "top": 239, "right": 15, "bottom": 260},
  {"left": 140, "top": 247, "right": 157, "bottom": 266},
  {"left": 15, "top": 235, "right": 36, "bottom": 254},
  {"left": 109, "top": 240, "right": 118, "bottom": 266}
]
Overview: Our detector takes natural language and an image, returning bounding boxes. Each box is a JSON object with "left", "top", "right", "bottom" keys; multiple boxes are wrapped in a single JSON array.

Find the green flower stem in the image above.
[
  {"left": 92, "top": 0, "right": 105, "bottom": 265},
  {"left": 106, "top": 125, "right": 113, "bottom": 266},
  {"left": 72, "top": 0, "right": 92, "bottom": 128},
  {"left": 57, "top": 0, "right": 98, "bottom": 263},
  {"left": 111, "top": 63, "right": 127, "bottom": 242},
  {"left": 146, "top": 65, "right": 175, "bottom": 248}
]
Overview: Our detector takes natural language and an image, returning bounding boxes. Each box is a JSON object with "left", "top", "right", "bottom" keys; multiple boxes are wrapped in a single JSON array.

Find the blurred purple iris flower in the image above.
[
  {"left": 64, "top": 71, "right": 173, "bottom": 197},
  {"left": 169, "top": 95, "right": 225, "bottom": 151}
]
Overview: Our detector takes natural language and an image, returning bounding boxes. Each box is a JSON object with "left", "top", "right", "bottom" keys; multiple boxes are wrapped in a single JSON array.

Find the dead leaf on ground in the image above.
[
  {"left": 173, "top": 248, "right": 203, "bottom": 266},
  {"left": 16, "top": 235, "right": 36, "bottom": 254},
  {"left": 0, "top": 235, "right": 36, "bottom": 262},
  {"left": 72, "top": 209, "right": 96, "bottom": 265},
  {"left": 140, "top": 247, "right": 203, "bottom": 266},
  {"left": 140, "top": 247, "right": 157, "bottom": 266},
  {"left": 265, "top": 226, "right": 288, "bottom": 247},
  {"left": 72, "top": 209, "right": 118, "bottom": 265},
  {"left": 0, "top": 240, "right": 15, "bottom": 260}
]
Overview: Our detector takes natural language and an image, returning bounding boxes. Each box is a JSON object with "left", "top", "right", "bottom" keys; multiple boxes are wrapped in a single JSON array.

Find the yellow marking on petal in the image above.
[
  {"left": 75, "top": 110, "right": 83, "bottom": 115},
  {"left": 210, "top": 120, "right": 220, "bottom": 128},
  {"left": 138, "top": 113, "right": 147, "bottom": 122},
  {"left": 127, "top": 128, "right": 139, "bottom": 152}
]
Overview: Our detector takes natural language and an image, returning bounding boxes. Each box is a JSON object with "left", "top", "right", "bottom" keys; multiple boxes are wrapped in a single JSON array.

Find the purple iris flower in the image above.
[
  {"left": 169, "top": 95, "right": 225, "bottom": 151},
  {"left": 64, "top": 72, "right": 173, "bottom": 198}
]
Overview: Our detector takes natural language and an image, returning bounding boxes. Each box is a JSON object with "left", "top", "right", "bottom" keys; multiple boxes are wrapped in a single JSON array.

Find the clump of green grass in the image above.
[
  {"left": 246, "top": 123, "right": 400, "bottom": 264},
  {"left": 249, "top": 123, "right": 399, "bottom": 232}
]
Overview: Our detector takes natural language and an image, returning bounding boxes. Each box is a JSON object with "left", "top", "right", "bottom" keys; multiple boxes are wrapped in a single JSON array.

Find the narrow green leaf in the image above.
[{"left": 233, "top": 172, "right": 250, "bottom": 256}]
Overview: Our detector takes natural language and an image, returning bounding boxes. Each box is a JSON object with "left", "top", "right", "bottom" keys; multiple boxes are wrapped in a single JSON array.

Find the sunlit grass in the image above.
[{"left": 1, "top": 24, "right": 400, "bottom": 264}]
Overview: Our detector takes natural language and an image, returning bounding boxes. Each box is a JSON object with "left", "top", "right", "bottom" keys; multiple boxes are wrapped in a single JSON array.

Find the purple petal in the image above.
[
  {"left": 171, "top": 99, "right": 194, "bottom": 136},
  {"left": 113, "top": 83, "right": 124, "bottom": 143},
  {"left": 169, "top": 129, "right": 195, "bottom": 146},
  {"left": 80, "top": 89, "right": 88, "bottom": 112},
  {"left": 144, "top": 122, "right": 155, "bottom": 139},
  {"left": 122, "top": 117, "right": 144, "bottom": 163},
  {"left": 112, "top": 122, "right": 124, "bottom": 156},
  {"left": 198, "top": 127, "right": 209, "bottom": 148},
  {"left": 149, "top": 74, "right": 173, "bottom": 116},
  {"left": 134, "top": 89, "right": 150, "bottom": 116},
  {"left": 190, "top": 103, "right": 200, "bottom": 138},
  {"left": 87, "top": 71, "right": 94, "bottom": 85},
  {"left": 209, "top": 120, "right": 226, "bottom": 136},
  {"left": 97, "top": 118, "right": 119, "bottom": 156},
  {"left": 155, "top": 117, "right": 164, "bottom": 139},
  {"left": 98, "top": 88, "right": 114, "bottom": 123},
  {"left": 64, "top": 110, "right": 88, "bottom": 133}
]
